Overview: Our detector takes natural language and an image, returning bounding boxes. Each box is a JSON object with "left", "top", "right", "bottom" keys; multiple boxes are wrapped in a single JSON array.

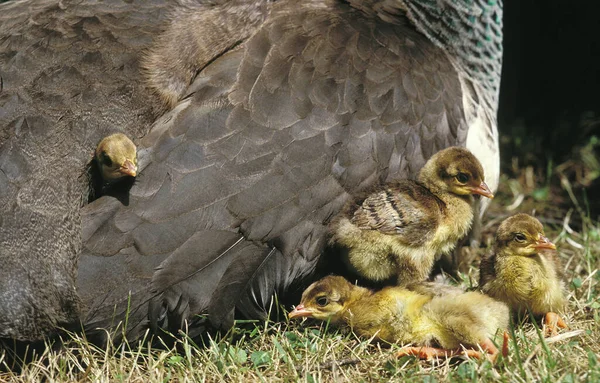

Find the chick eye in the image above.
[
  {"left": 514, "top": 233, "right": 526, "bottom": 243},
  {"left": 101, "top": 152, "right": 113, "bottom": 167},
  {"left": 316, "top": 296, "right": 329, "bottom": 307},
  {"left": 455, "top": 173, "right": 469, "bottom": 184}
]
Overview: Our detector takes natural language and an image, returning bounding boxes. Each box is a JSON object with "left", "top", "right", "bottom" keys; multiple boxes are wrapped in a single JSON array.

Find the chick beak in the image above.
[
  {"left": 119, "top": 159, "right": 137, "bottom": 177},
  {"left": 470, "top": 182, "right": 494, "bottom": 199},
  {"left": 534, "top": 235, "right": 556, "bottom": 251},
  {"left": 288, "top": 304, "right": 313, "bottom": 319}
]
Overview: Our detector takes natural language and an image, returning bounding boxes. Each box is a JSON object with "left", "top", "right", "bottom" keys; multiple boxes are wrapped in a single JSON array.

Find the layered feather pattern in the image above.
[
  {"left": 0, "top": 0, "right": 167, "bottom": 341},
  {"left": 78, "top": 0, "right": 469, "bottom": 340},
  {"left": 0, "top": 0, "right": 504, "bottom": 343}
]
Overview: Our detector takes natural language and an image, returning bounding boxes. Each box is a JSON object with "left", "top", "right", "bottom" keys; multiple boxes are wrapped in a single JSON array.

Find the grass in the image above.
[{"left": 1, "top": 140, "right": 599, "bottom": 382}]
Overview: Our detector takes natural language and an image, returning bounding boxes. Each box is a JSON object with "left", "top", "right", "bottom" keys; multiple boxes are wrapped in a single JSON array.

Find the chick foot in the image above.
[
  {"left": 543, "top": 312, "right": 568, "bottom": 336},
  {"left": 395, "top": 345, "right": 487, "bottom": 362},
  {"left": 395, "top": 346, "right": 464, "bottom": 360},
  {"left": 396, "top": 333, "right": 508, "bottom": 363},
  {"left": 477, "top": 332, "right": 509, "bottom": 363}
]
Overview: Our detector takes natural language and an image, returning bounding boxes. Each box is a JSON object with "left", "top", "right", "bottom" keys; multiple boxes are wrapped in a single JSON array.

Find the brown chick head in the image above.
[
  {"left": 418, "top": 146, "right": 494, "bottom": 199},
  {"left": 495, "top": 213, "right": 556, "bottom": 256},
  {"left": 95, "top": 133, "right": 138, "bottom": 182},
  {"left": 288, "top": 276, "right": 357, "bottom": 324}
]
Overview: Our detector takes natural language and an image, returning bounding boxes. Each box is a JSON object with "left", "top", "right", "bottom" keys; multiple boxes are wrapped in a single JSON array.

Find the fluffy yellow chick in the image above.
[
  {"left": 329, "top": 147, "right": 494, "bottom": 286},
  {"left": 479, "top": 213, "right": 567, "bottom": 336},
  {"left": 290, "top": 276, "right": 509, "bottom": 362},
  {"left": 95, "top": 133, "right": 138, "bottom": 182}
]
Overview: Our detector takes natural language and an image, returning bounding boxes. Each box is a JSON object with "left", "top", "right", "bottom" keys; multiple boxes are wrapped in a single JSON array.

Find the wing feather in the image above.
[
  {"left": 351, "top": 181, "right": 442, "bottom": 246},
  {"left": 73, "top": 0, "right": 467, "bottom": 342}
]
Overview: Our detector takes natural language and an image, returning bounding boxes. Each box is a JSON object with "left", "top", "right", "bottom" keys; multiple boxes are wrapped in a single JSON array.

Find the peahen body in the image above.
[{"left": 0, "top": 0, "right": 503, "bottom": 343}]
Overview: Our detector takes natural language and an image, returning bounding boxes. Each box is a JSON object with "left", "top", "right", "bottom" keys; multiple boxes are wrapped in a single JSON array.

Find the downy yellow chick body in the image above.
[
  {"left": 479, "top": 213, "right": 567, "bottom": 334},
  {"left": 330, "top": 147, "right": 494, "bottom": 285},
  {"left": 290, "top": 276, "right": 509, "bottom": 360}
]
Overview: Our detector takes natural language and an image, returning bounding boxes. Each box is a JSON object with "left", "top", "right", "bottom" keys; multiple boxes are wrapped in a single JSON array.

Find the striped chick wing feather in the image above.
[{"left": 351, "top": 181, "right": 442, "bottom": 246}]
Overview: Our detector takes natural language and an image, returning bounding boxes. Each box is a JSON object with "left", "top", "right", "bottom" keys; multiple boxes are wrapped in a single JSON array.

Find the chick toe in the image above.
[
  {"left": 544, "top": 312, "right": 568, "bottom": 337},
  {"left": 395, "top": 346, "right": 462, "bottom": 361}
]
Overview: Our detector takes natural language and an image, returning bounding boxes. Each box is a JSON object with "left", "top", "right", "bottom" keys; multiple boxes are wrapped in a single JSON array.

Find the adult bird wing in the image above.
[
  {"left": 77, "top": 0, "right": 469, "bottom": 342},
  {"left": 0, "top": 0, "right": 168, "bottom": 341}
]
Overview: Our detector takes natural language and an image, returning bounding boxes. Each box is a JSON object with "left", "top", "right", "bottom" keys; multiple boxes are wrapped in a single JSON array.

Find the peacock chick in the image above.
[
  {"left": 87, "top": 133, "right": 138, "bottom": 203},
  {"left": 290, "top": 276, "right": 509, "bottom": 362},
  {"left": 479, "top": 213, "right": 567, "bottom": 336},
  {"left": 329, "top": 146, "right": 494, "bottom": 286},
  {"left": 95, "top": 133, "right": 138, "bottom": 181}
]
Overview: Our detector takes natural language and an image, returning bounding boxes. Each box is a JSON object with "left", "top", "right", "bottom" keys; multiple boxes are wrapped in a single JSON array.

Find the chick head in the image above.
[
  {"left": 288, "top": 276, "right": 356, "bottom": 323},
  {"left": 418, "top": 146, "right": 494, "bottom": 198},
  {"left": 95, "top": 133, "right": 138, "bottom": 182},
  {"left": 495, "top": 213, "right": 556, "bottom": 256}
]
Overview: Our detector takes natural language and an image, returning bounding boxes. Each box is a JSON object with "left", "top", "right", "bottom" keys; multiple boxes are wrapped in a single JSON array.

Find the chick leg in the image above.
[
  {"left": 396, "top": 332, "right": 508, "bottom": 362},
  {"left": 543, "top": 312, "right": 568, "bottom": 336},
  {"left": 501, "top": 331, "right": 509, "bottom": 358}
]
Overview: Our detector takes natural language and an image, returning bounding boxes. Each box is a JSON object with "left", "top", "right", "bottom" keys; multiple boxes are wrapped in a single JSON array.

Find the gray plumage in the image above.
[
  {"left": 143, "top": 0, "right": 272, "bottom": 108},
  {"left": 0, "top": 0, "right": 166, "bottom": 341},
  {"left": 0, "top": 0, "right": 503, "bottom": 342}
]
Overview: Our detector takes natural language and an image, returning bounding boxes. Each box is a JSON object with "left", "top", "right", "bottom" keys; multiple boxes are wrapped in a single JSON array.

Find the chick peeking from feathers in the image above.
[
  {"left": 86, "top": 133, "right": 138, "bottom": 204},
  {"left": 479, "top": 213, "right": 568, "bottom": 336},
  {"left": 329, "top": 146, "right": 494, "bottom": 286},
  {"left": 95, "top": 133, "right": 138, "bottom": 181},
  {"left": 290, "top": 276, "right": 509, "bottom": 362}
]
